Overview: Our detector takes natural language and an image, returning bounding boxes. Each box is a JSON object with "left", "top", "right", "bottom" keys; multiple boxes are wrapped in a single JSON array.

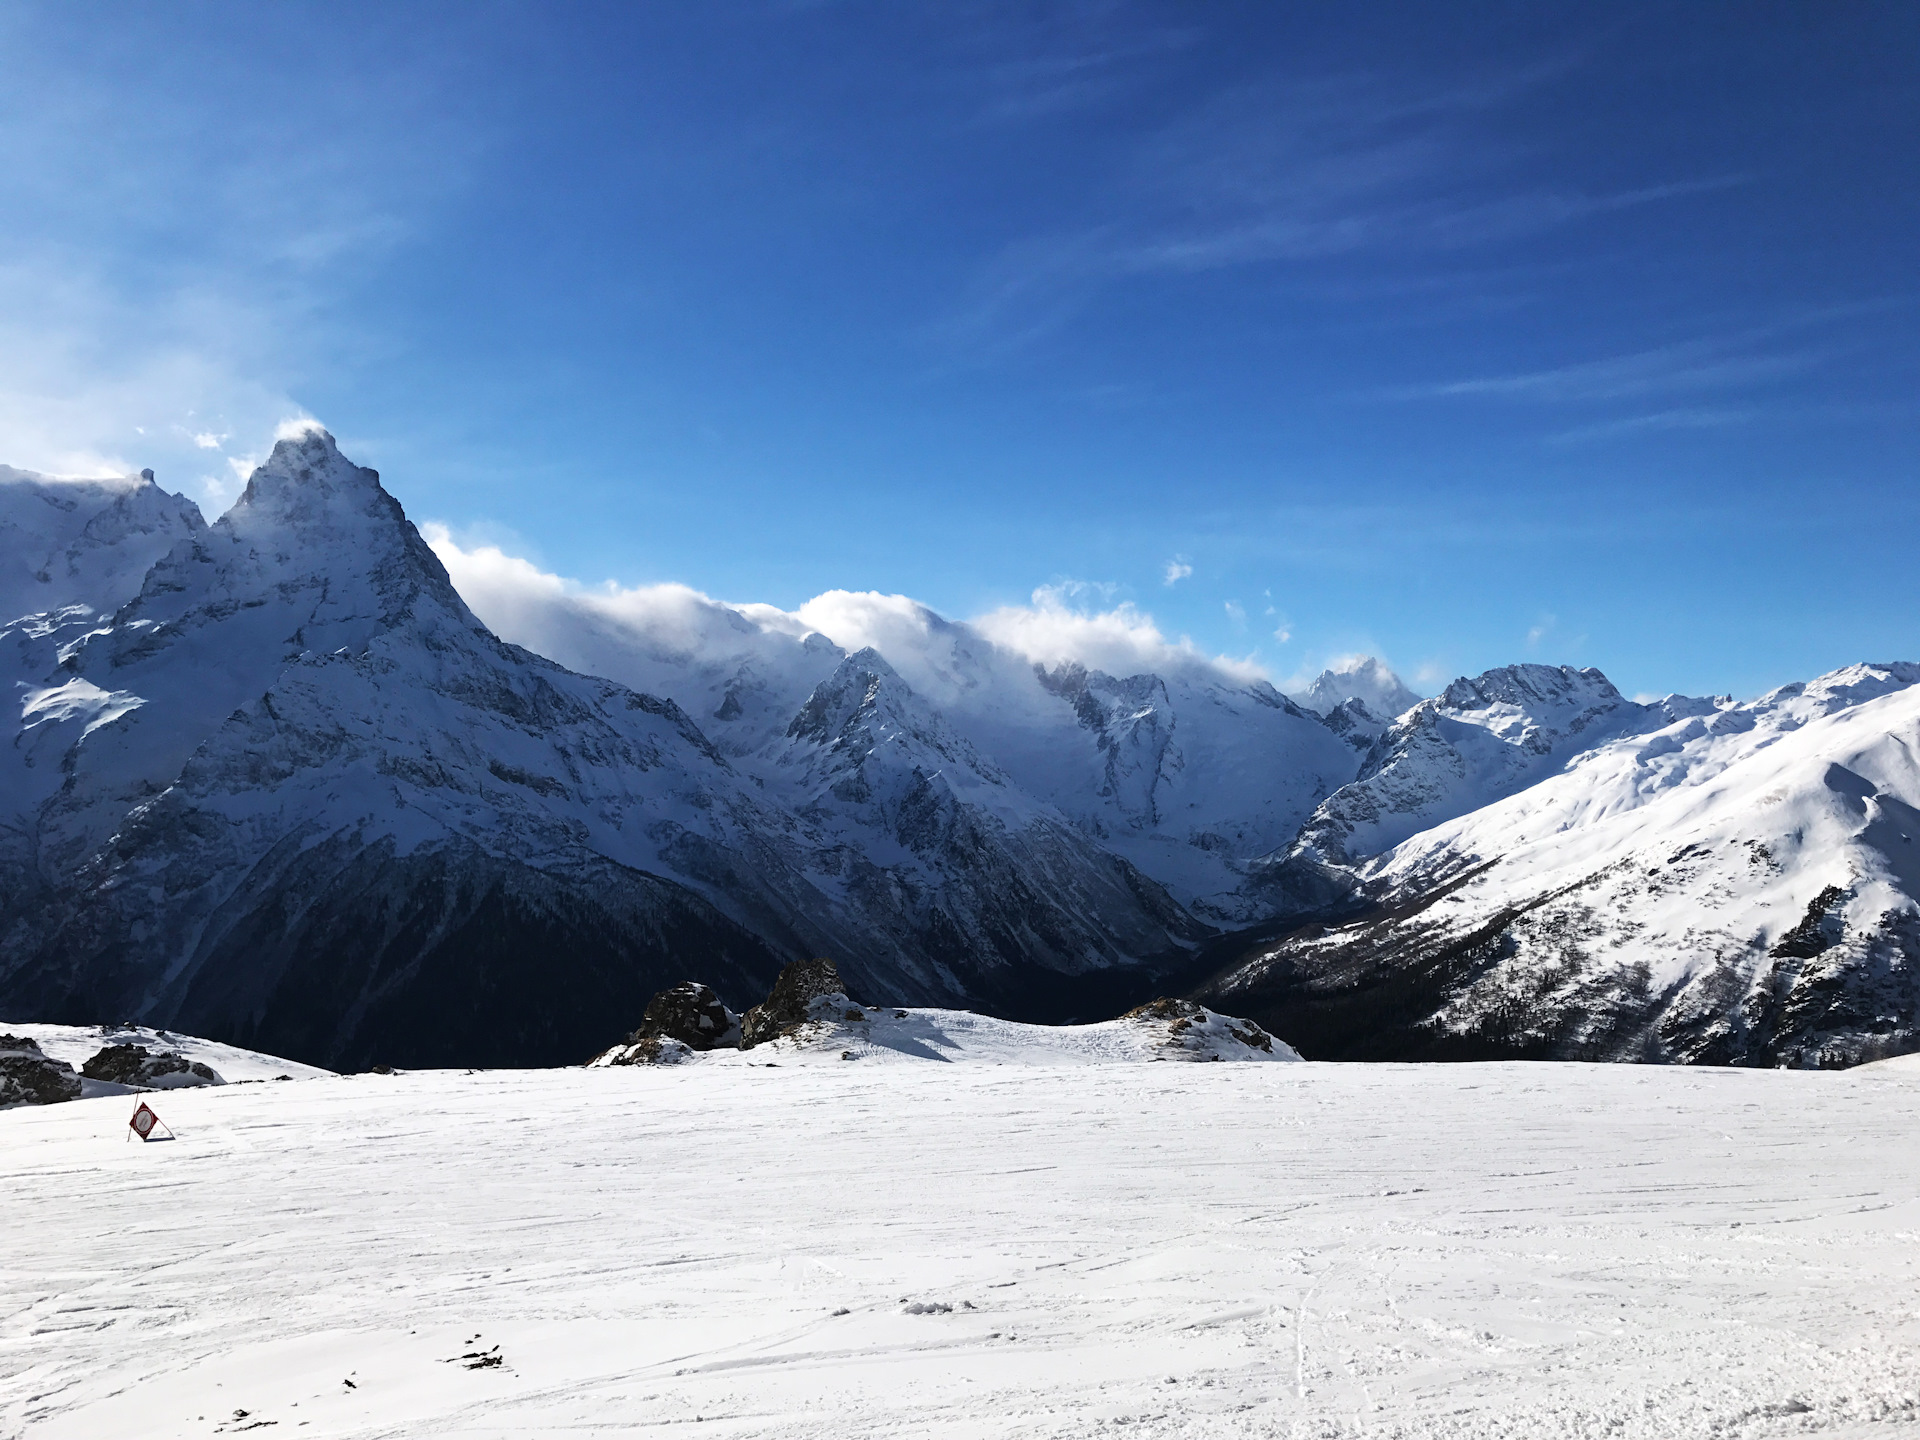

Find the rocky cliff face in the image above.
[
  {"left": 767, "top": 648, "right": 1210, "bottom": 1007},
  {"left": 0, "top": 432, "right": 1211, "bottom": 1064},
  {"left": 1205, "top": 663, "right": 1920, "bottom": 1067},
  {"left": 0, "top": 465, "right": 205, "bottom": 625},
  {"left": 4, "top": 433, "right": 1914, "bottom": 1070},
  {"left": 1283, "top": 664, "right": 1707, "bottom": 867}
]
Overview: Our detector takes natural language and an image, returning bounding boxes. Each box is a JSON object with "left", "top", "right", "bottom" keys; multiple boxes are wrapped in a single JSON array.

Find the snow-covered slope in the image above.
[
  {"left": 1287, "top": 655, "right": 1420, "bottom": 719},
  {"left": 1285, "top": 663, "right": 1708, "bottom": 866},
  {"left": 2, "top": 1021, "right": 333, "bottom": 1082},
  {"left": 0, "top": 432, "right": 1209, "bottom": 1066},
  {"left": 0, "top": 465, "right": 205, "bottom": 625},
  {"left": 432, "top": 546, "right": 1361, "bottom": 922},
  {"left": 1209, "top": 662, "right": 1920, "bottom": 1066},
  {"left": 1018, "top": 661, "right": 1354, "bottom": 918},
  {"left": 7, "top": 1061, "right": 1919, "bottom": 1437}
]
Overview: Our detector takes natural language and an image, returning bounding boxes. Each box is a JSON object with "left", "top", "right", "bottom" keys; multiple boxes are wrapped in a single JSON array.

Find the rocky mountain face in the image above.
[
  {"left": 767, "top": 647, "right": 1210, "bottom": 1007},
  {"left": 2, "top": 433, "right": 1913, "bottom": 1071},
  {"left": 0, "top": 433, "right": 1217, "bottom": 1066},
  {"left": 1286, "top": 664, "right": 1693, "bottom": 867},
  {"left": 456, "top": 566, "right": 1365, "bottom": 927},
  {"left": 0, "top": 465, "right": 206, "bottom": 625},
  {"left": 1288, "top": 656, "right": 1421, "bottom": 720},
  {"left": 1204, "top": 663, "right": 1920, "bottom": 1067}
]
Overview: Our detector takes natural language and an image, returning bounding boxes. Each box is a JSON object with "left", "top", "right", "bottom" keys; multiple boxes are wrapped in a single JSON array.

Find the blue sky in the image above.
[{"left": 2, "top": 2, "right": 1914, "bottom": 699}]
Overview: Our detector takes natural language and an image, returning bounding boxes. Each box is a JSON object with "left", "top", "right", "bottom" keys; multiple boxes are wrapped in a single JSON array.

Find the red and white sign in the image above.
[{"left": 129, "top": 1102, "right": 162, "bottom": 1141}]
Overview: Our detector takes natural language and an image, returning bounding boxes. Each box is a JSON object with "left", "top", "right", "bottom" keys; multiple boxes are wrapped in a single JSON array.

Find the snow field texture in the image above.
[
  {"left": 699, "top": 998, "right": 1300, "bottom": 1066},
  {"left": 5, "top": 1061, "right": 1919, "bottom": 1438},
  {"left": 4, "top": 1023, "right": 334, "bottom": 1086}
]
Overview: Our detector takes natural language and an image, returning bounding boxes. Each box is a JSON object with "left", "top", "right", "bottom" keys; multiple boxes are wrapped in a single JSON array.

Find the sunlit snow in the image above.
[{"left": 4, "top": 1058, "right": 1918, "bottom": 1438}]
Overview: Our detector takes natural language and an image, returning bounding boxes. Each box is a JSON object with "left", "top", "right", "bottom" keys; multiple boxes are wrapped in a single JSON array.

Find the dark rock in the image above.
[
  {"left": 1771, "top": 886, "right": 1849, "bottom": 959},
  {"left": 80, "top": 1042, "right": 223, "bottom": 1089},
  {"left": 1123, "top": 997, "right": 1284, "bottom": 1058},
  {"left": 1124, "top": 996, "right": 1204, "bottom": 1024},
  {"left": 590, "top": 980, "right": 741, "bottom": 1065},
  {"left": 0, "top": 1035, "right": 82, "bottom": 1107},
  {"left": 590, "top": 1034, "right": 695, "bottom": 1067},
  {"left": 638, "top": 981, "right": 741, "bottom": 1051},
  {"left": 739, "top": 958, "right": 855, "bottom": 1050}
]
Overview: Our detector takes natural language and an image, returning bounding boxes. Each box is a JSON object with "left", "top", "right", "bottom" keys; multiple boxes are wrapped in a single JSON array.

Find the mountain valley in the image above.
[{"left": 3, "top": 432, "right": 1915, "bottom": 1070}]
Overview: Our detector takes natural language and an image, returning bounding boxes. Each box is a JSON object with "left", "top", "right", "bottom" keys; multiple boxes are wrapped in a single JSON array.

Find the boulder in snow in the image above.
[
  {"left": 739, "top": 958, "right": 856, "bottom": 1050},
  {"left": 0, "top": 1034, "right": 83, "bottom": 1107},
  {"left": 589, "top": 1034, "right": 699, "bottom": 1067},
  {"left": 1122, "top": 998, "right": 1303, "bottom": 1062},
  {"left": 81, "top": 1042, "right": 224, "bottom": 1089},
  {"left": 590, "top": 980, "right": 742, "bottom": 1066}
]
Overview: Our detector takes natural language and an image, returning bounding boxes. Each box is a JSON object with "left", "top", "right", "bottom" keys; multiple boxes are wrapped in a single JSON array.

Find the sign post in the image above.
[{"left": 127, "top": 1102, "right": 172, "bottom": 1142}]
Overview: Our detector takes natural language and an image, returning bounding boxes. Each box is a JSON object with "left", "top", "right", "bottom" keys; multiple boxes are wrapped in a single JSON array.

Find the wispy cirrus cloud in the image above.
[
  {"left": 965, "top": 21, "right": 1199, "bottom": 125},
  {"left": 1391, "top": 339, "right": 1821, "bottom": 405},
  {"left": 0, "top": 9, "right": 485, "bottom": 490},
  {"left": 1384, "top": 298, "right": 1909, "bottom": 426},
  {"left": 942, "top": 60, "right": 1736, "bottom": 350},
  {"left": 1547, "top": 406, "right": 1757, "bottom": 445}
]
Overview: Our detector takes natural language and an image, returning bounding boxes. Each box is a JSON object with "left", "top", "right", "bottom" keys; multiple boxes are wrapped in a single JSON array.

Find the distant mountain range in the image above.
[{"left": 3, "top": 432, "right": 1914, "bottom": 1069}]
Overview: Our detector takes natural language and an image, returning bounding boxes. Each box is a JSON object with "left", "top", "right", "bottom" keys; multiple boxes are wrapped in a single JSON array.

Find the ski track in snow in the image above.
[{"left": 4, "top": 1062, "right": 1919, "bottom": 1438}]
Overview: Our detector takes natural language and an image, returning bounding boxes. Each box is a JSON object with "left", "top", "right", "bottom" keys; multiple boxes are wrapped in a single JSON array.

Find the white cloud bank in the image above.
[
  {"left": 424, "top": 528, "right": 1271, "bottom": 695},
  {"left": 973, "top": 584, "right": 1265, "bottom": 683}
]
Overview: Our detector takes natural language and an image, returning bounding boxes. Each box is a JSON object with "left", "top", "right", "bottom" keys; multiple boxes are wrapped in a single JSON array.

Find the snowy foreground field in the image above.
[{"left": 5, "top": 1058, "right": 1920, "bottom": 1439}]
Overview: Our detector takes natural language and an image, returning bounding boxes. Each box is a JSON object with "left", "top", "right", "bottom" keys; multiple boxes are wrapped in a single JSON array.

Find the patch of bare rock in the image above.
[
  {"left": 1122, "top": 997, "right": 1290, "bottom": 1060},
  {"left": 587, "top": 960, "right": 1295, "bottom": 1066},
  {"left": 82, "top": 1043, "right": 224, "bottom": 1089},
  {"left": 589, "top": 980, "right": 745, "bottom": 1066},
  {"left": 0, "top": 1034, "right": 82, "bottom": 1108},
  {"left": 0, "top": 1034, "right": 226, "bottom": 1108}
]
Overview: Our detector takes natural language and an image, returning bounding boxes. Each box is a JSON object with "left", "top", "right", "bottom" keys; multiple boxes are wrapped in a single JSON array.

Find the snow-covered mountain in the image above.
[
  {"left": 434, "top": 541, "right": 1360, "bottom": 922},
  {"left": 1207, "top": 662, "right": 1920, "bottom": 1066},
  {"left": 1287, "top": 655, "right": 1420, "bottom": 720},
  {"left": 0, "top": 465, "right": 204, "bottom": 624},
  {"left": 1284, "top": 664, "right": 1704, "bottom": 867},
  {"left": 1, "top": 432, "right": 804, "bottom": 1066},
  {"left": 2, "top": 431, "right": 1914, "bottom": 1071},
  {"left": 0, "top": 432, "right": 1209, "bottom": 1066}
]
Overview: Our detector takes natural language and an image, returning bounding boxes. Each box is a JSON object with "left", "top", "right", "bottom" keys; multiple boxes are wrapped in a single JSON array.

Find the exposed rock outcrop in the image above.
[
  {"left": 0, "top": 1034, "right": 82, "bottom": 1107},
  {"left": 590, "top": 981, "right": 742, "bottom": 1066},
  {"left": 81, "top": 1043, "right": 224, "bottom": 1089},
  {"left": 739, "top": 958, "right": 855, "bottom": 1050},
  {"left": 1122, "top": 998, "right": 1301, "bottom": 1062}
]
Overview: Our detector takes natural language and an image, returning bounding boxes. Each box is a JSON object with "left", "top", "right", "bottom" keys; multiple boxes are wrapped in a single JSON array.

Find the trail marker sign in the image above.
[{"left": 127, "top": 1102, "right": 171, "bottom": 1142}]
